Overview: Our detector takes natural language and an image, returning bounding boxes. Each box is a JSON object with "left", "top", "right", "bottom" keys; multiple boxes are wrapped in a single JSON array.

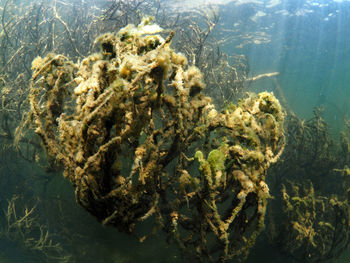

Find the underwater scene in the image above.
[{"left": 1, "top": 0, "right": 350, "bottom": 262}]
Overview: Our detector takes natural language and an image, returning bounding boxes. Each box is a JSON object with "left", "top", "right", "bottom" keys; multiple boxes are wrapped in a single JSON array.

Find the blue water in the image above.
[{"left": 216, "top": 0, "right": 350, "bottom": 134}]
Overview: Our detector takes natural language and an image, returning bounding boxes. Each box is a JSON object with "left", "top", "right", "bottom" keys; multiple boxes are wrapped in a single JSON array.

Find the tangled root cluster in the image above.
[{"left": 22, "top": 18, "right": 285, "bottom": 262}]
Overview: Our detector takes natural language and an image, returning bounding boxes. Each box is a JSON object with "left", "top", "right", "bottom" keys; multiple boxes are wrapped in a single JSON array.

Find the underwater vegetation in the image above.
[
  {"left": 17, "top": 17, "right": 285, "bottom": 262},
  {"left": 2, "top": 0, "right": 350, "bottom": 262},
  {"left": 279, "top": 181, "right": 349, "bottom": 262},
  {"left": 0, "top": 195, "right": 70, "bottom": 262},
  {"left": 266, "top": 108, "right": 350, "bottom": 263}
]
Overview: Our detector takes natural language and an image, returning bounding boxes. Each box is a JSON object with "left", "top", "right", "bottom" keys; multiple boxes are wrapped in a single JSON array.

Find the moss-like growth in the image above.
[
  {"left": 19, "top": 18, "right": 285, "bottom": 262},
  {"left": 277, "top": 181, "right": 350, "bottom": 262}
]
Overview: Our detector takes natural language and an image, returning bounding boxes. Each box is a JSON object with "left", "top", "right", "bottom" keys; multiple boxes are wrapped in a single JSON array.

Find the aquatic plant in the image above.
[
  {"left": 2, "top": 0, "right": 259, "bottom": 164},
  {"left": 103, "top": 1, "right": 254, "bottom": 106},
  {"left": 0, "top": 196, "right": 71, "bottom": 262},
  {"left": 268, "top": 109, "right": 339, "bottom": 192},
  {"left": 266, "top": 108, "right": 350, "bottom": 263},
  {"left": 276, "top": 181, "right": 350, "bottom": 263},
  {"left": 17, "top": 18, "right": 285, "bottom": 262}
]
